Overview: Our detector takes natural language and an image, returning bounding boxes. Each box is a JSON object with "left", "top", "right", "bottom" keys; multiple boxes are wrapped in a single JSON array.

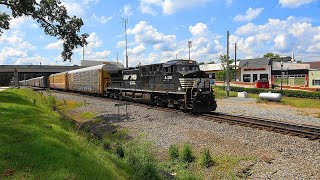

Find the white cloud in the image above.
[
  {"left": 0, "top": 47, "right": 27, "bottom": 64},
  {"left": 119, "top": 21, "right": 223, "bottom": 66},
  {"left": 61, "top": 0, "right": 99, "bottom": 17},
  {"left": 93, "top": 14, "right": 112, "bottom": 24},
  {"left": 116, "top": 41, "right": 126, "bottom": 48},
  {"left": 189, "top": 23, "right": 209, "bottom": 36},
  {"left": 127, "top": 21, "right": 176, "bottom": 51},
  {"left": 140, "top": 3, "right": 158, "bottom": 15},
  {"left": 122, "top": 4, "right": 133, "bottom": 16},
  {"left": 233, "top": 16, "right": 320, "bottom": 60},
  {"left": 46, "top": 40, "right": 64, "bottom": 50},
  {"left": 139, "top": 0, "right": 211, "bottom": 15},
  {"left": 226, "top": 0, "right": 233, "bottom": 7},
  {"left": 279, "top": 0, "right": 317, "bottom": 8},
  {"left": 14, "top": 55, "right": 50, "bottom": 65},
  {"left": 9, "top": 16, "right": 37, "bottom": 29},
  {"left": 234, "top": 8, "right": 264, "bottom": 22}
]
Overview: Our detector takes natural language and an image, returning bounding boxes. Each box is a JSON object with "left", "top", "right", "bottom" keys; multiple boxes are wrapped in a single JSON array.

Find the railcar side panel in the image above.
[{"left": 49, "top": 72, "right": 68, "bottom": 90}]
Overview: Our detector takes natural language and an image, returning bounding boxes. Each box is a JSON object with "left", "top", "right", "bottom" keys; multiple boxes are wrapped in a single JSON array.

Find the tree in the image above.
[
  {"left": 198, "top": 62, "right": 205, "bottom": 65},
  {"left": 216, "top": 54, "right": 236, "bottom": 81},
  {"left": 0, "top": 0, "right": 88, "bottom": 61},
  {"left": 207, "top": 60, "right": 216, "bottom": 64},
  {"left": 263, "top": 53, "right": 280, "bottom": 58}
]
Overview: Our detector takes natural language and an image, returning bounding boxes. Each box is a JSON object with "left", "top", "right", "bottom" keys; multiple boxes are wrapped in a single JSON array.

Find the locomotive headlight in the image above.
[
  {"left": 199, "top": 88, "right": 202, "bottom": 92},
  {"left": 178, "top": 87, "right": 182, "bottom": 91}
]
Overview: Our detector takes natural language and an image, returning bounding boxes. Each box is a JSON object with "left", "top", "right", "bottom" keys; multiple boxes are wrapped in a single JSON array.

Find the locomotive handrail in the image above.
[{"left": 110, "top": 80, "right": 176, "bottom": 93}]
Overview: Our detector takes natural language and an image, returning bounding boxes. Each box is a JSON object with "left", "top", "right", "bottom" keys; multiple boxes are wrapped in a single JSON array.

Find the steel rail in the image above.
[{"left": 204, "top": 112, "right": 320, "bottom": 140}]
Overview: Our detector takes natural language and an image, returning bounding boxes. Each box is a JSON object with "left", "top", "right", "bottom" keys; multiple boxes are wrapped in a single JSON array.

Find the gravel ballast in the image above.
[{"left": 52, "top": 92, "right": 320, "bottom": 179}]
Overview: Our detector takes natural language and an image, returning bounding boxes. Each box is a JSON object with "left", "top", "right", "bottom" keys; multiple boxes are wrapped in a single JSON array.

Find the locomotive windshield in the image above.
[{"left": 179, "top": 65, "right": 199, "bottom": 71}]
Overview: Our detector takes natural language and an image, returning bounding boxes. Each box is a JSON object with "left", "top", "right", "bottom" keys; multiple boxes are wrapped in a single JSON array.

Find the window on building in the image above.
[
  {"left": 313, "top": 80, "right": 320, "bottom": 86},
  {"left": 260, "top": 74, "right": 268, "bottom": 80},
  {"left": 253, "top": 74, "right": 258, "bottom": 82},
  {"left": 209, "top": 73, "right": 216, "bottom": 79},
  {"left": 243, "top": 74, "right": 251, "bottom": 82}
]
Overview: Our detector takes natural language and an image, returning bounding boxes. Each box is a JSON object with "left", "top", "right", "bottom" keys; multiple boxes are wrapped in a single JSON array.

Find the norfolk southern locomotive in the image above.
[
  {"left": 106, "top": 59, "right": 217, "bottom": 113},
  {"left": 21, "top": 59, "right": 217, "bottom": 113}
]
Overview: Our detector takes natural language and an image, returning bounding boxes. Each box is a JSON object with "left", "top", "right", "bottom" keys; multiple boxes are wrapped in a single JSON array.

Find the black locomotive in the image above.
[{"left": 106, "top": 59, "right": 217, "bottom": 113}]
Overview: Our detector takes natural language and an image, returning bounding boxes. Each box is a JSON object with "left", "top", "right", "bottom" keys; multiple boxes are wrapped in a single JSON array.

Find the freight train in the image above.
[{"left": 20, "top": 60, "right": 217, "bottom": 113}]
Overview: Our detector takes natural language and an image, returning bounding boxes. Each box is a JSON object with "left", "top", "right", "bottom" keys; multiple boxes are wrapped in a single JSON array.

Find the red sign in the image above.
[{"left": 244, "top": 68, "right": 266, "bottom": 71}]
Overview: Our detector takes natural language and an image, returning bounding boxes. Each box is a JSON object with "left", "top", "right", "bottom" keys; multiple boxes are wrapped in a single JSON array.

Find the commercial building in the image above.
[
  {"left": 238, "top": 57, "right": 310, "bottom": 87},
  {"left": 199, "top": 61, "right": 240, "bottom": 80},
  {"left": 306, "top": 62, "right": 320, "bottom": 88},
  {"left": 238, "top": 58, "right": 272, "bottom": 83}
]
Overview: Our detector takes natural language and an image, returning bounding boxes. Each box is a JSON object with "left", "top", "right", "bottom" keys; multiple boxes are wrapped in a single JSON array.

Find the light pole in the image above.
[
  {"left": 188, "top": 41, "right": 192, "bottom": 60},
  {"left": 280, "top": 60, "right": 283, "bottom": 93}
]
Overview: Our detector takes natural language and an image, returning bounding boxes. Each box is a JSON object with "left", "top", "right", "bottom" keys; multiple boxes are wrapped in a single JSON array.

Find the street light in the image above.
[
  {"left": 280, "top": 60, "right": 283, "bottom": 93},
  {"left": 188, "top": 41, "right": 192, "bottom": 60}
]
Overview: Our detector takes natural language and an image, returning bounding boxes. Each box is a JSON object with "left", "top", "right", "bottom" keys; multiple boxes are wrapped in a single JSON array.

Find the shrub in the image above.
[
  {"left": 125, "top": 142, "right": 159, "bottom": 179},
  {"left": 198, "top": 149, "right": 213, "bottom": 168},
  {"left": 168, "top": 145, "right": 179, "bottom": 161},
  {"left": 180, "top": 143, "right": 194, "bottom": 163},
  {"left": 115, "top": 143, "right": 124, "bottom": 158}
]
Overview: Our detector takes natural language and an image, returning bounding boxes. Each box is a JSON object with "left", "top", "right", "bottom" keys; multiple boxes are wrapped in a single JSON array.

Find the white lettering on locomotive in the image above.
[{"left": 123, "top": 74, "right": 137, "bottom": 80}]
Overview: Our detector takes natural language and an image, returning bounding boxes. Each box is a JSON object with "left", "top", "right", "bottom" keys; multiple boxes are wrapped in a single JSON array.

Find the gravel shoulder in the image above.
[{"left": 52, "top": 91, "right": 320, "bottom": 179}]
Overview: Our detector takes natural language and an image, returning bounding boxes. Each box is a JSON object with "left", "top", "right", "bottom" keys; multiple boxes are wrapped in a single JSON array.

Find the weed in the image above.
[
  {"left": 198, "top": 149, "right": 214, "bottom": 168},
  {"left": 180, "top": 143, "right": 194, "bottom": 163},
  {"left": 47, "top": 95, "right": 57, "bottom": 110},
  {"left": 168, "top": 144, "right": 179, "bottom": 161}
]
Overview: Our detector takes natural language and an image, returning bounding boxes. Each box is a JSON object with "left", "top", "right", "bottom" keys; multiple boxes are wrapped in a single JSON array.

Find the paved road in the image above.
[{"left": 0, "top": 87, "right": 9, "bottom": 91}]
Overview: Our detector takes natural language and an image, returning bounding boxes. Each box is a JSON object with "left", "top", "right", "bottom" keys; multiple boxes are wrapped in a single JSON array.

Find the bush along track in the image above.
[{"left": 216, "top": 85, "right": 320, "bottom": 99}]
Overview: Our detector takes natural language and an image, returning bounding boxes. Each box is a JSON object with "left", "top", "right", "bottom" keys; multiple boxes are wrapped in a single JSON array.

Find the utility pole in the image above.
[
  {"left": 122, "top": 18, "right": 129, "bottom": 68},
  {"left": 226, "top": 31, "right": 230, "bottom": 97},
  {"left": 234, "top": 42, "right": 237, "bottom": 81},
  {"left": 188, "top": 41, "right": 192, "bottom": 60}
]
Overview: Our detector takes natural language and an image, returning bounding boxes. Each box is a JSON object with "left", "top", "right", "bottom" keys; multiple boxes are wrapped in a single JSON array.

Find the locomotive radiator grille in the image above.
[{"left": 179, "top": 78, "right": 210, "bottom": 89}]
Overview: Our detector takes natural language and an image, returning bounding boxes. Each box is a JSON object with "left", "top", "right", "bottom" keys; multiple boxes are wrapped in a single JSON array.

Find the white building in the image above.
[{"left": 239, "top": 58, "right": 272, "bottom": 83}]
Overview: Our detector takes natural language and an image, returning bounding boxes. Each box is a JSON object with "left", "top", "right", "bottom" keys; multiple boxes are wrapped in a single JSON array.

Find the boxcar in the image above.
[
  {"left": 49, "top": 72, "right": 68, "bottom": 90},
  {"left": 66, "top": 64, "right": 116, "bottom": 95}
]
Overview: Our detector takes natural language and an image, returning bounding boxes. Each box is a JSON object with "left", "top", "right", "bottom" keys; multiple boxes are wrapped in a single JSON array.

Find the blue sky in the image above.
[{"left": 0, "top": 0, "right": 320, "bottom": 66}]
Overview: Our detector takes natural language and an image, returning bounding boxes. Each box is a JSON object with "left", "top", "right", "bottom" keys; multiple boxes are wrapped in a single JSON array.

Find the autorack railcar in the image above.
[
  {"left": 49, "top": 72, "right": 68, "bottom": 90},
  {"left": 66, "top": 64, "right": 116, "bottom": 95}
]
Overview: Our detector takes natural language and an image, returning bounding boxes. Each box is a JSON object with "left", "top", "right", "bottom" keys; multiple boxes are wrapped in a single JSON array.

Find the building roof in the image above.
[
  {"left": 199, "top": 64, "right": 223, "bottom": 71},
  {"left": 305, "top": 61, "right": 320, "bottom": 69},
  {"left": 238, "top": 57, "right": 271, "bottom": 67}
]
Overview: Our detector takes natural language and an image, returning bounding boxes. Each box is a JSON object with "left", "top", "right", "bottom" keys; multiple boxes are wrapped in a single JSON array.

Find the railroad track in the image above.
[
  {"left": 47, "top": 89, "right": 320, "bottom": 141},
  {"left": 203, "top": 112, "right": 320, "bottom": 141}
]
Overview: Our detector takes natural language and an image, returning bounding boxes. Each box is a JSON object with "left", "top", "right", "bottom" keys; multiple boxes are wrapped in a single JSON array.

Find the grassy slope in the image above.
[{"left": 0, "top": 89, "right": 132, "bottom": 179}]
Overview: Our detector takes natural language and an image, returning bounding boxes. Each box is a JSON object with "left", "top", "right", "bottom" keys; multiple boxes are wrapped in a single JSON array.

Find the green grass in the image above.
[
  {"left": 211, "top": 155, "right": 253, "bottom": 179},
  {"left": 215, "top": 89, "right": 238, "bottom": 99},
  {"left": 0, "top": 89, "right": 133, "bottom": 179},
  {"left": 80, "top": 112, "right": 97, "bottom": 120},
  {"left": 281, "top": 96, "right": 320, "bottom": 109}
]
